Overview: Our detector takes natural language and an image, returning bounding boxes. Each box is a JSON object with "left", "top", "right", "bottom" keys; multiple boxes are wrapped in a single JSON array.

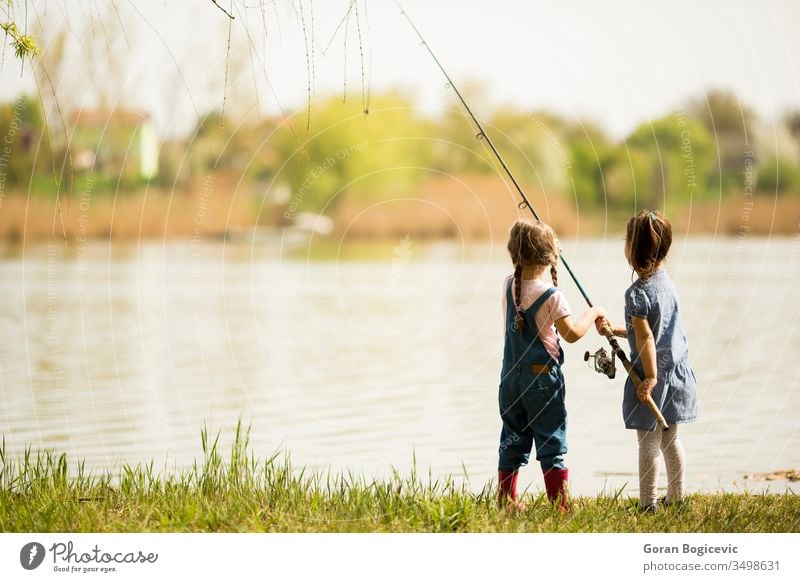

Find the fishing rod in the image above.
[{"left": 395, "top": 2, "right": 668, "bottom": 430}]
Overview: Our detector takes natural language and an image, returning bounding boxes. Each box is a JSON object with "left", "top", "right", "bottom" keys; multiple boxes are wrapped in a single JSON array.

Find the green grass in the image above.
[{"left": 1, "top": 424, "right": 797, "bottom": 533}]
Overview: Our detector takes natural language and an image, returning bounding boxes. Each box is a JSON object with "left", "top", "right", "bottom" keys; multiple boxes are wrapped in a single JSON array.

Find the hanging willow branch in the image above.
[
  {"left": 211, "top": 0, "right": 235, "bottom": 20},
  {"left": 1, "top": 20, "right": 39, "bottom": 58}
]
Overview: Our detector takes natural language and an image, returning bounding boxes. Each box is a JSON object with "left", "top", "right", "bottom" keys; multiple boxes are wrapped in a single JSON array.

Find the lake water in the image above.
[{"left": 1, "top": 235, "right": 798, "bottom": 497}]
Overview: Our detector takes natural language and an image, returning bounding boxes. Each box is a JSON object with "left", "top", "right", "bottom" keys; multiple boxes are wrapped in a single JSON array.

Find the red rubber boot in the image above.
[
  {"left": 543, "top": 468, "right": 570, "bottom": 511},
  {"left": 497, "top": 470, "right": 526, "bottom": 511}
]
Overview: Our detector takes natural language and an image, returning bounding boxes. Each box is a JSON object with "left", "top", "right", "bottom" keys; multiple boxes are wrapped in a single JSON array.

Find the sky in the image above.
[{"left": 1, "top": 0, "right": 799, "bottom": 139}]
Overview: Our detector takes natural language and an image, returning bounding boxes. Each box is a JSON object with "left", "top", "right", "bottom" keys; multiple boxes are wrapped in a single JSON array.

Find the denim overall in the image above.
[{"left": 498, "top": 281, "right": 567, "bottom": 472}]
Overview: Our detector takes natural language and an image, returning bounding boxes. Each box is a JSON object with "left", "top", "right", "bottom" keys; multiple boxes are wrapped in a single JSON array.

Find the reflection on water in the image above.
[{"left": 0, "top": 237, "right": 798, "bottom": 496}]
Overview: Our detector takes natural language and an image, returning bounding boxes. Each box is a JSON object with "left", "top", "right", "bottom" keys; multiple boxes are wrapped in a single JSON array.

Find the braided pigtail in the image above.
[
  {"left": 513, "top": 263, "right": 527, "bottom": 331},
  {"left": 507, "top": 218, "right": 560, "bottom": 333}
]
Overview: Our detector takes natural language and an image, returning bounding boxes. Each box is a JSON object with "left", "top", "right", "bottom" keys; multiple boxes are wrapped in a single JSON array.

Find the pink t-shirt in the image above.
[{"left": 502, "top": 274, "right": 571, "bottom": 360}]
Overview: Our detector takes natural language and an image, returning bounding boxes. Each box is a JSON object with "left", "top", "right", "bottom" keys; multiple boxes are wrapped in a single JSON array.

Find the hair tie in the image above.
[{"left": 650, "top": 211, "right": 657, "bottom": 221}]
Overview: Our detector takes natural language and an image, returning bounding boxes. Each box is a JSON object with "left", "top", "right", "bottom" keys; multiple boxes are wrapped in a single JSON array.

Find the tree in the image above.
[
  {"left": 599, "top": 145, "right": 651, "bottom": 209},
  {"left": 0, "top": 94, "right": 49, "bottom": 184},
  {"left": 270, "top": 92, "right": 434, "bottom": 213},
  {"left": 784, "top": 110, "right": 800, "bottom": 150},
  {"left": 756, "top": 156, "right": 800, "bottom": 194},
  {"left": 626, "top": 114, "right": 715, "bottom": 207},
  {"left": 491, "top": 108, "right": 570, "bottom": 194},
  {"left": 688, "top": 89, "right": 758, "bottom": 190},
  {"left": 565, "top": 120, "right": 611, "bottom": 207}
]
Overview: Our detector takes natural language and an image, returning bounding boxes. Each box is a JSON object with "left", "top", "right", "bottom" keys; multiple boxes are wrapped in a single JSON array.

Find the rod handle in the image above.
[
  {"left": 610, "top": 339, "right": 670, "bottom": 431},
  {"left": 644, "top": 396, "right": 670, "bottom": 431},
  {"left": 625, "top": 366, "right": 670, "bottom": 431}
]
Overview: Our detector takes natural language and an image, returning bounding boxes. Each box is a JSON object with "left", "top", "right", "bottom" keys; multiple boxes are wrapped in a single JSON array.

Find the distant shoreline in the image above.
[{"left": 1, "top": 177, "right": 797, "bottom": 243}]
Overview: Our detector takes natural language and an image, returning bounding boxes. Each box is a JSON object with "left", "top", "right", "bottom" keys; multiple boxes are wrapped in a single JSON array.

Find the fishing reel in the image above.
[{"left": 584, "top": 347, "right": 616, "bottom": 379}]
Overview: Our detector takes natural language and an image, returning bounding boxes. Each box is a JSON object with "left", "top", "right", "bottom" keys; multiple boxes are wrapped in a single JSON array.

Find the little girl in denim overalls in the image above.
[
  {"left": 497, "top": 219, "right": 605, "bottom": 510},
  {"left": 597, "top": 210, "right": 698, "bottom": 512}
]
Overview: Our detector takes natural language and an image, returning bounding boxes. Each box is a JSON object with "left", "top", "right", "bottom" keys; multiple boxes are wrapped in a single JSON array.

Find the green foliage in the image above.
[
  {"left": 1, "top": 426, "right": 797, "bottom": 533},
  {"left": 756, "top": 156, "right": 800, "bottom": 194},
  {"left": 690, "top": 89, "right": 756, "bottom": 137},
  {"left": 689, "top": 90, "right": 757, "bottom": 191},
  {"left": 269, "top": 92, "right": 436, "bottom": 212},
  {"left": 0, "top": 94, "right": 51, "bottom": 184},
  {"left": 561, "top": 113, "right": 719, "bottom": 214},
  {"left": 785, "top": 110, "right": 800, "bottom": 145},
  {"left": 566, "top": 122, "right": 611, "bottom": 208},
  {"left": 620, "top": 113, "right": 716, "bottom": 211},
  {"left": 3, "top": 86, "right": 800, "bottom": 217},
  {"left": 0, "top": 20, "right": 39, "bottom": 59},
  {"left": 185, "top": 110, "right": 256, "bottom": 176},
  {"left": 490, "top": 108, "right": 570, "bottom": 193},
  {"left": 432, "top": 103, "right": 490, "bottom": 175},
  {"left": 430, "top": 84, "right": 495, "bottom": 175},
  {"left": 601, "top": 145, "right": 652, "bottom": 209}
]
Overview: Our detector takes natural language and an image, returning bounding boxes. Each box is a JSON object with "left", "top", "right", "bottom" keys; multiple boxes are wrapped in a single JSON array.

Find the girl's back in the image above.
[
  {"left": 618, "top": 211, "right": 698, "bottom": 432},
  {"left": 624, "top": 268, "right": 690, "bottom": 372},
  {"left": 608, "top": 209, "right": 699, "bottom": 511}
]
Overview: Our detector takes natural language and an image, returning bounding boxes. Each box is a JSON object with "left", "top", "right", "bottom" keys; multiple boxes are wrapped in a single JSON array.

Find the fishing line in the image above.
[{"left": 394, "top": 1, "right": 668, "bottom": 429}]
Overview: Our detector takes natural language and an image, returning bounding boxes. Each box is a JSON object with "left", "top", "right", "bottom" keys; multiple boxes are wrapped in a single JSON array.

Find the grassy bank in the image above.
[{"left": 1, "top": 427, "right": 797, "bottom": 533}]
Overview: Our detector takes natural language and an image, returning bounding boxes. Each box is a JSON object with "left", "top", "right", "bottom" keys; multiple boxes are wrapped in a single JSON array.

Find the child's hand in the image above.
[
  {"left": 595, "top": 316, "right": 613, "bottom": 336},
  {"left": 636, "top": 377, "right": 657, "bottom": 403},
  {"left": 596, "top": 316, "right": 627, "bottom": 338}
]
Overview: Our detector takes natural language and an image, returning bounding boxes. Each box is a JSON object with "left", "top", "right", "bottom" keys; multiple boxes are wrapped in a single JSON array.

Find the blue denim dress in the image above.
[
  {"left": 498, "top": 281, "right": 567, "bottom": 472},
  {"left": 623, "top": 268, "right": 698, "bottom": 431}
]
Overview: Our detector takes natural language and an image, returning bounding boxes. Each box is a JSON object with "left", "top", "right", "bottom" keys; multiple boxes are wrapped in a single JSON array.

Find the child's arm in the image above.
[
  {"left": 554, "top": 306, "right": 605, "bottom": 343},
  {"left": 630, "top": 316, "right": 658, "bottom": 402}
]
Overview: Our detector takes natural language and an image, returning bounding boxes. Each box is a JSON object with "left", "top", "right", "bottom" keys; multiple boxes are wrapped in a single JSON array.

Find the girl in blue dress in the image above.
[
  {"left": 498, "top": 219, "right": 606, "bottom": 511},
  {"left": 597, "top": 210, "right": 698, "bottom": 511}
]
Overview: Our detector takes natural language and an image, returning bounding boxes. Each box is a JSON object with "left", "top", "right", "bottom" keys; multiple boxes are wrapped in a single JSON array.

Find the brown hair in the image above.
[
  {"left": 506, "top": 219, "right": 559, "bottom": 331},
  {"left": 625, "top": 210, "right": 672, "bottom": 279}
]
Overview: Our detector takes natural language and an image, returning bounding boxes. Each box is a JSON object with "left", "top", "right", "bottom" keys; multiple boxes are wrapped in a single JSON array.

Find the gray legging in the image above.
[{"left": 636, "top": 423, "right": 685, "bottom": 506}]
